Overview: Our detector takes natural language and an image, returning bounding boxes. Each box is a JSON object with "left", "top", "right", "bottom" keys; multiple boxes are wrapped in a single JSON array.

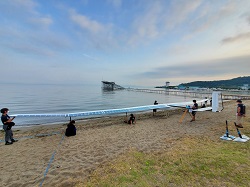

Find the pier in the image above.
[
  {"left": 126, "top": 88, "right": 250, "bottom": 100},
  {"left": 102, "top": 81, "right": 124, "bottom": 90},
  {"left": 101, "top": 81, "right": 250, "bottom": 100},
  {"left": 222, "top": 94, "right": 250, "bottom": 100}
]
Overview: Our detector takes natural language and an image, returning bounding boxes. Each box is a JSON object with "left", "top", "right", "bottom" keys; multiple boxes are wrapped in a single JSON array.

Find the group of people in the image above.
[
  {"left": 1, "top": 99, "right": 246, "bottom": 145},
  {"left": 152, "top": 99, "right": 199, "bottom": 122},
  {"left": 151, "top": 99, "right": 246, "bottom": 126}
]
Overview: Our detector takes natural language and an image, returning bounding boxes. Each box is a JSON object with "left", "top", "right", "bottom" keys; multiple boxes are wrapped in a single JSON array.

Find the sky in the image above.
[{"left": 1, "top": 0, "right": 250, "bottom": 87}]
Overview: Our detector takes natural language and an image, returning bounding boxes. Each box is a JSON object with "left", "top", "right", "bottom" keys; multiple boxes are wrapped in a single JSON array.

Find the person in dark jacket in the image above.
[
  {"left": 235, "top": 100, "right": 245, "bottom": 128},
  {"left": 153, "top": 100, "right": 158, "bottom": 116},
  {"left": 190, "top": 100, "right": 198, "bottom": 122},
  {"left": 124, "top": 114, "right": 136, "bottom": 125},
  {"left": 65, "top": 120, "right": 76, "bottom": 136},
  {"left": 1, "top": 108, "right": 18, "bottom": 145}
]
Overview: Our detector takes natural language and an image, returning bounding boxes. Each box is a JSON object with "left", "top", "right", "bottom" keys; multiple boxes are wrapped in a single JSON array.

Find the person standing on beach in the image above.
[
  {"left": 153, "top": 100, "right": 158, "bottom": 116},
  {"left": 190, "top": 100, "right": 198, "bottom": 122},
  {"left": 1, "top": 108, "right": 18, "bottom": 145},
  {"left": 235, "top": 100, "right": 245, "bottom": 128},
  {"left": 65, "top": 120, "right": 77, "bottom": 137}
]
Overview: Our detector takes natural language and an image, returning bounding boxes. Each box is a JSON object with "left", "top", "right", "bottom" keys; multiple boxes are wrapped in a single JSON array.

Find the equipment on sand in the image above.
[
  {"left": 220, "top": 120, "right": 235, "bottom": 140},
  {"left": 220, "top": 121, "right": 249, "bottom": 142},
  {"left": 233, "top": 122, "right": 249, "bottom": 142}
]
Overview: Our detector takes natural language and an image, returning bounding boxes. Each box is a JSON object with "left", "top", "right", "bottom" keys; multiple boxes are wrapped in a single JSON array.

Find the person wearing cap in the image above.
[
  {"left": 190, "top": 100, "right": 198, "bottom": 122},
  {"left": 235, "top": 100, "right": 245, "bottom": 128},
  {"left": 1, "top": 108, "right": 18, "bottom": 145}
]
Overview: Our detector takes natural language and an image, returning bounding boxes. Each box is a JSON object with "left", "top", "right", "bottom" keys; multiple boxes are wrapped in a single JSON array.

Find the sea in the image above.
[
  {"left": 1, "top": 83, "right": 249, "bottom": 128},
  {"left": 0, "top": 83, "right": 193, "bottom": 128}
]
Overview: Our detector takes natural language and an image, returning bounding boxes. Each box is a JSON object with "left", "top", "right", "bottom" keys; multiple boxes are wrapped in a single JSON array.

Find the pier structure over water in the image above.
[
  {"left": 126, "top": 88, "right": 250, "bottom": 100},
  {"left": 101, "top": 81, "right": 250, "bottom": 99},
  {"left": 102, "top": 81, "right": 124, "bottom": 91}
]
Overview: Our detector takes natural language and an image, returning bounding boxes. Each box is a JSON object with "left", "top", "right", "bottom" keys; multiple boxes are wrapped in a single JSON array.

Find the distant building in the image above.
[
  {"left": 101, "top": 81, "right": 124, "bottom": 90},
  {"left": 189, "top": 86, "right": 200, "bottom": 90},
  {"left": 177, "top": 85, "right": 201, "bottom": 90},
  {"left": 155, "top": 81, "right": 170, "bottom": 89},
  {"left": 178, "top": 85, "right": 186, "bottom": 90},
  {"left": 165, "top": 82, "right": 170, "bottom": 87},
  {"left": 241, "top": 84, "right": 249, "bottom": 90}
]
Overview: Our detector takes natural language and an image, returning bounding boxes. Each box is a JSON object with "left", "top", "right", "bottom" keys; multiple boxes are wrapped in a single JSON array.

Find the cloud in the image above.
[
  {"left": 107, "top": 0, "right": 122, "bottom": 9},
  {"left": 82, "top": 53, "right": 99, "bottom": 61},
  {"left": 0, "top": 26, "right": 72, "bottom": 57},
  {"left": 221, "top": 32, "right": 250, "bottom": 44},
  {"left": 67, "top": 8, "right": 120, "bottom": 51},
  {"left": 127, "top": 0, "right": 201, "bottom": 46},
  {"left": 5, "top": 43, "right": 55, "bottom": 57},
  {"left": 164, "top": 0, "right": 201, "bottom": 30},
  {"left": 185, "top": 1, "right": 239, "bottom": 39},
  {"left": 248, "top": 16, "right": 250, "bottom": 24},
  {"left": 0, "top": 0, "right": 37, "bottom": 12},
  {"left": 0, "top": 0, "right": 55, "bottom": 31},
  {"left": 29, "top": 16, "right": 53, "bottom": 28},
  {"left": 0, "top": 1, "right": 74, "bottom": 57},
  {"left": 69, "top": 9, "right": 105, "bottom": 34},
  {"left": 130, "top": 1, "right": 162, "bottom": 39},
  {"left": 136, "top": 55, "right": 250, "bottom": 81}
]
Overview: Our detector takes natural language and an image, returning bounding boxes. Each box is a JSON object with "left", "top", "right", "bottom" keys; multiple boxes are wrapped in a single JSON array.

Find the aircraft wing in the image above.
[
  {"left": 167, "top": 99, "right": 208, "bottom": 107},
  {"left": 11, "top": 99, "right": 208, "bottom": 118},
  {"left": 192, "top": 107, "right": 212, "bottom": 112},
  {"left": 11, "top": 104, "right": 171, "bottom": 117},
  {"left": 11, "top": 113, "right": 67, "bottom": 117},
  {"left": 67, "top": 104, "right": 171, "bottom": 117}
]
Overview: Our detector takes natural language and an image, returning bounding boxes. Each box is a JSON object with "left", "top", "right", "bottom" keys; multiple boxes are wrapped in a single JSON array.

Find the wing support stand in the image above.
[
  {"left": 179, "top": 106, "right": 192, "bottom": 123},
  {"left": 220, "top": 120, "right": 235, "bottom": 140},
  {"left": 233, "top": 122, "right": 249, "bottom": 142},
  {"left": 220, "top": 121, "right": 249, "bottom": 142}
]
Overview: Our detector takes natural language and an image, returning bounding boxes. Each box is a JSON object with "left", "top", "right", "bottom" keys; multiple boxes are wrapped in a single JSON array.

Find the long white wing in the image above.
[
  {"left": 12, "top": 104, "right": 171, "bottom": 117},
  {"left": 193, "top": 107, "right": 212, "bottom": 112},
  {"left": 12, "top": 113, "right": 67, "bottom": 117},
  {"left": 166, "top": 99, "right": 208, "bottom": 107},
  {"left": 67, "top": 104, "right": 170, "bottom": 117},
  {"left": 11, "top": 99, "right": 208, "bottom": 117}
]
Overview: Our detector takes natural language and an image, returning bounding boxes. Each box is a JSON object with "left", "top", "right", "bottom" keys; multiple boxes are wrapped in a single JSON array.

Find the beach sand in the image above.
[{"left": 0, "top": 100, "right": 249, "bottom": 187}]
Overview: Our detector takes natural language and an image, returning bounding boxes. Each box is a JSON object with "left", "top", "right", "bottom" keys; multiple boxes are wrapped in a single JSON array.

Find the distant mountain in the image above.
[{"left": 179, "top": 76, "right": 250, "bottom": 89}]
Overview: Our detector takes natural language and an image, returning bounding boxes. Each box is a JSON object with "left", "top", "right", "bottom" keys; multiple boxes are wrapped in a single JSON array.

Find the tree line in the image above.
[{"left": 179, "top": 76, "right": 250, "bottom": 89}]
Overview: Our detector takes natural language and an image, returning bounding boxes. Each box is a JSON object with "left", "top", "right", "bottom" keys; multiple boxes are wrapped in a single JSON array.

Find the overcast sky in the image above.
[{"left": 1, "top": 0, "right": 250, "bottom": 87}]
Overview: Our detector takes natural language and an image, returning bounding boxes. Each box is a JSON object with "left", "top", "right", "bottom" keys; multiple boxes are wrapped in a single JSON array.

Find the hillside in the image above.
[{"left": 179, "top": 76, "right": 250, "bottom": 89}]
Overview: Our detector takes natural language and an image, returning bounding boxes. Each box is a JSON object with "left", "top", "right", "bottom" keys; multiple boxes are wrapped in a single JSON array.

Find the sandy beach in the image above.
[{"left": 0, "top": 100, "right": 249, "bottom": 187}]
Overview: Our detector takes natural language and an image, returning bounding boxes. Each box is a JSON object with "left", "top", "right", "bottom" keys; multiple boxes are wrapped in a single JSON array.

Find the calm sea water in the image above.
[{"left": 0, "top": 83, "right": 210, "bottom": 127}]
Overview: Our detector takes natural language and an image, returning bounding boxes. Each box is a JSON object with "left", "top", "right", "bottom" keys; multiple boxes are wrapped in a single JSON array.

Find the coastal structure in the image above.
[
  {"left": 127, "top": 88, "right": 250, "bottom": 100},
  {"left": 241, "top": 84, "right": 249, "bottom": 90},
  {"left": 155, "top": 81, "right": 170, "bottom": 89},
  {"left": 165, "top": 81, "right": 170, "bottom": 87},
  {"left": 101, "top": 81, "right": 124, "bottom": 90}
]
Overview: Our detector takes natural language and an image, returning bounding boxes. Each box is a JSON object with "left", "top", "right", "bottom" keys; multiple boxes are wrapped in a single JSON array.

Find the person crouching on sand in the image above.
[
  {"left": 124, "top": 114, "right": 136, "bottom": 125},
  {"left": 65, "top": 120, "right": 76, "bottom": 137}
]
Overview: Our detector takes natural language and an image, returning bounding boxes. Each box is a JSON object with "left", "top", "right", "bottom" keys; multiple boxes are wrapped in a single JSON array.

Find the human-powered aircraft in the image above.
[
  {"left": 9, "top": 98, "right": 217, "bottom": 119},
  {"left": 9, "top": 92, "right": 222, "bottom": 122}
]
